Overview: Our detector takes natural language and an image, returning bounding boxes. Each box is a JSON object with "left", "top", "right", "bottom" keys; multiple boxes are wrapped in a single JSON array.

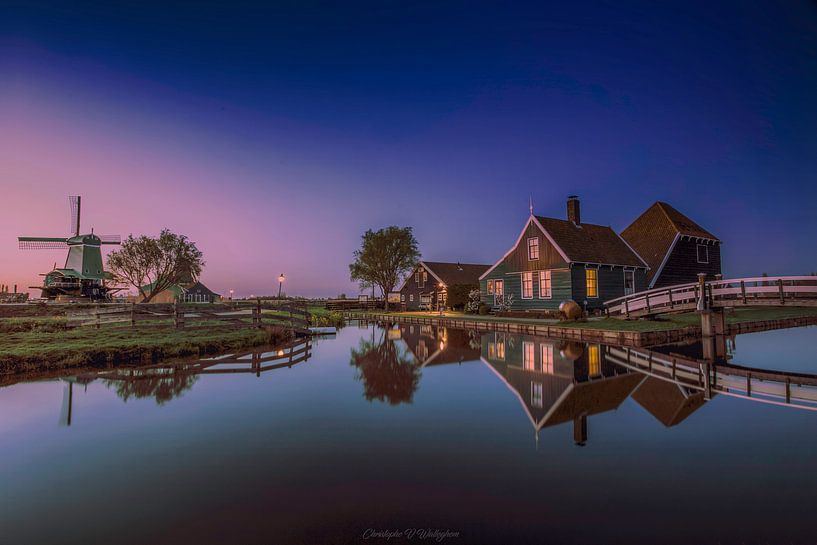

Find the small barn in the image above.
[
  {"left": 397, "top": 261, "right": 490, "bottom": 311},
  {"left": 480, "top": 197, "right": 649, "bottom": 311},
  {"left": 620, "top": 202, "right": 721, "bottom": 289},
  {"left": 136, "top": 280, "right": 221, "bottom": 303}
]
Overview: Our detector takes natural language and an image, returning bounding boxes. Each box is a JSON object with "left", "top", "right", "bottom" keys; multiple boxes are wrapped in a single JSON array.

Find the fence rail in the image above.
[
  {"left": 66, "top": 300, "right": 312, "bottom": 334},
  {"left": 605, "top": 276, "right": 817, "bottom": 318}
]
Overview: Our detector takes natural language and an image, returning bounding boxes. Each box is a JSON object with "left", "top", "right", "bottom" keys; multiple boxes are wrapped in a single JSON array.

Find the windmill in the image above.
[{"left": 18, "top": 196, "right": 122, "bottom": 301}]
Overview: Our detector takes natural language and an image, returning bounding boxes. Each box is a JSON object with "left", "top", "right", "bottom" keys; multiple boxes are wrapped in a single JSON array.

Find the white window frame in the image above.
[
  {"left": 697, "top": 244, "right": 709, "bottom": 264},
  {"left": 409, "top": 294, "right": 414, "bottom": 302},
  {"left": 527, "top": 237, "right": 539, "bottom": 261},
  {"left": 541, "top": 344, "right": 554, "bottom": 374},
  {"left": 531, "top": 382, "right": 543, "bottom": 409},
  {"left": 521, "top": 272, "right": 533, "bottom": 299},
  {"left": 623, "top": 269, "right": 635, "bottom": 295},
  {"left": 523, "top": 341, "right": 535, "bottom": 370},
  {"left": 539, "top": 270, "right": 552, "bottom": 299},
  {"left": 494, "top": 280, "right": 504, "bottom": 296},
  {"left": 586, "top": 268, "right": 599, "bottom": 299}
]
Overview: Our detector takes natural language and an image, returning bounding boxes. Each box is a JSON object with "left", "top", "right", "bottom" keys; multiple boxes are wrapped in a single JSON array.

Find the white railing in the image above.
[{"left": 605, "top": 276, "right": 817, "bottom": 316}]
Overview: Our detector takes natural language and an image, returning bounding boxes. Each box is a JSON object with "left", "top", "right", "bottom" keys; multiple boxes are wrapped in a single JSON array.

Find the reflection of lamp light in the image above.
[
  {"left": 439, "top": 341, "right": 445, "bottom": 350},
  {"left": 277, "top": 349, "right": 285, "bottom": 357}
]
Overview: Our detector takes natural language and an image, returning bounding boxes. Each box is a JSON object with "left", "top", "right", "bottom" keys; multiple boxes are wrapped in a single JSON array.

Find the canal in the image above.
[{"left": 1, "top": 322, "right": 815, "bottom": 544}]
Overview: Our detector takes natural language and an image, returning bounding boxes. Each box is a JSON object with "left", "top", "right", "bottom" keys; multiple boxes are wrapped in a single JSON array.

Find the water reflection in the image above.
[{"left": 349, "top": 326, "right": 421, "bottom": 405}]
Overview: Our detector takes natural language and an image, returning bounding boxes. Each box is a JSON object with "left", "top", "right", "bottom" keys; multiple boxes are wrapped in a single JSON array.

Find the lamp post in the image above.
[
  {"left": 278, "top": 273, "right": 285, "bottom": 299},
  {"left": 438, "top": 282, "right": 445, "bottom": 315},
  {"left": 229, "top": 289, "right": 234, "bottom": 301}
]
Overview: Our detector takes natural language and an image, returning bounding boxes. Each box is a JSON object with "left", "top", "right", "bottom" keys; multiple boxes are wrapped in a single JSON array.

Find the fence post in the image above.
[
  {"left": 740, "top": 281, "right": 747, "bottom": 305},
  {"left": 255, "top": 298, "right": 262, "bottom": 328},
  {"left": 96, "top": 307, "right": 101, "bottom": 330},
  {"left": 645, "top": 293, "right": 651, "bottom": 313},
  {"left": 778, "top": 279, "right": 785, "bottom": 304},
  {"left": 174, "top": 300, "right": 183, "bottom": 329},
  {"left": 668, "top": 289, "right": 673, "bottom": 309},
  {"left": 624, "top": 298, "right": 629, "bottom": 319},
  {"left": 131, "top": 302, "right": 136, "bottom": 329}
]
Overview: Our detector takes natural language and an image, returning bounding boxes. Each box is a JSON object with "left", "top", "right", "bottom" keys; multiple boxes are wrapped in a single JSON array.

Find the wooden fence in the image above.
[
  {"left": 66, "top": 300, "right": 311, "bottom": 334},
  {"left": 605, "top": 276, "right": 817, "bottom": 318}
]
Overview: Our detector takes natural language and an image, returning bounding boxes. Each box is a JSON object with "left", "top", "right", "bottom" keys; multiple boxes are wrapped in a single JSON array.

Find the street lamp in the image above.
[
  {"left": 278, "top": 273, "right": 285, "bottom": 299},
  {"left": 229, "top": 289, "right": 234, "bottom": 301},
  {"left": 438, "top": 282, "right": 445, "bottom": 315}
]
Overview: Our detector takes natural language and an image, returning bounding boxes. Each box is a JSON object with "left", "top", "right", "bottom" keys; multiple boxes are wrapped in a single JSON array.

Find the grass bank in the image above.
[{"left": 0, "top": 322, "right": 293, "bottom": 374}]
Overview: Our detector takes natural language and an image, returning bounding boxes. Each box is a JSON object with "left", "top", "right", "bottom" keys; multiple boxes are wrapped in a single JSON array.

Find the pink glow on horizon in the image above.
[{"left": 0, "top": 76, "right": 366, "bottom": 298}]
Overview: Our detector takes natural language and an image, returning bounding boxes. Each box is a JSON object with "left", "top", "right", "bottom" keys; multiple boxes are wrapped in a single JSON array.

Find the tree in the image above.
[
  {"left": 107, "top": 229, "right": 204, "bottom": 303},
  {"left": 349, "top": 226, "right": 420, "bottom": 311}
]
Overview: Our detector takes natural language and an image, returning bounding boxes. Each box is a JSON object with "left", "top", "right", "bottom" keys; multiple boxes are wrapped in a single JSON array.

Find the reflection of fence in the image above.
[
  {"left": 605, "top": 345, "right": 817, "bottom": 411},
  {"left": 84, "top": 338, "right": 313, "bottom": 382},
  {"left": 66, "top": 300, "right": 311, "bottom": 334},
  {"left": 606, "top": 276, "right": 817, "bottom": 318}
]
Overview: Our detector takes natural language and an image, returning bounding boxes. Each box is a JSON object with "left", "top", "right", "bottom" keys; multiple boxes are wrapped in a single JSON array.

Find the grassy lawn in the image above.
[
  {"left": 0, "top": 318, "right": 293, "bottom": 371},
  {"left": 361, "top": 306, "right": 817, "bottom": 333}
]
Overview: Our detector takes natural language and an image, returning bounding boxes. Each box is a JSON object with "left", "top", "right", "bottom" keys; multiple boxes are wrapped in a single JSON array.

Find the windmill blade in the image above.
[
  {"left": 99, "top": 234, "right": 121, "bottom": 245},
  {"left": 18, "top": 237, "right": 68, "bottom": 250},
  {"left": 69, "top": 195, "right": 81, "bottom": 236}
]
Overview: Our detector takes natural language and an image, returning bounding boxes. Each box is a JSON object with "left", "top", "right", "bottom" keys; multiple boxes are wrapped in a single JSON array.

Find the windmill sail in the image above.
[
  {"left": 69, "top": 195, "right": 81, "bottom": 236},
  {"left": 18, "top": 237, "right": 68, "bottom": 250},
  {"left": 99, "top": 235, "right": 122, "bottom": 244}
]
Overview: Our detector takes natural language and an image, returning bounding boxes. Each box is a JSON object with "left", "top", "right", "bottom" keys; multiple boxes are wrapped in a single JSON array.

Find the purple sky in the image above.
[{"left": 2, "top": 1, "right": 816, "bottom": 297}]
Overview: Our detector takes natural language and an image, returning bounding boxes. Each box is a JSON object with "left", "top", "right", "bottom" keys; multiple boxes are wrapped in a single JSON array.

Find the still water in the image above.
[{"left": 1, "top": 322, "right": 816, "bottom": 545}]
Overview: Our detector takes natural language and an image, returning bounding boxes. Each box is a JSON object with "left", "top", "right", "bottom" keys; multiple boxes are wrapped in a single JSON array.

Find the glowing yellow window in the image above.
[
  {"left": 586, "top": 269, "right": 598, "bottom": 298},
  {"left": 587, "top": 344, "right": 601, "bottom": 377}
]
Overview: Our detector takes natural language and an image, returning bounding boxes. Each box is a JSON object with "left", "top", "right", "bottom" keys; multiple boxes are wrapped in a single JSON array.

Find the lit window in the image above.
[
  {"left": 409, "top": 294, "right": 414, "bottom": 302},
  {"left": 496, "top": 334, "right": 506, "bottom": 360},
  {"left": 586, "top": 269, "right": 598, "bottom": 298},
  {"left": 697, "top": 244, "right": 709, "bottom": 264},
  {"left": 488, "top": 342, "right": 496, "bottom": 359},
  {"left": 401, "top": 294, "right": 405, "bottom": 302},
  {"left": 415, "top": 271, "right": 420, "bottom": 284},
  {"left": 523, "top": 342, "right": 535, "bottom": 370},
  {"left": 487, "top": 280, "right": 494, "bottom": 295},
  {"left": 541, "top": 344, "right": 554, "bottom": 374},
  {"left": 539, "top": 270, "right": 552, "bottom": 298},
  {"left": 494, "top": 280, "right": 504, "bottom": 296},
  {"left": 531, "top": 382, "right": 543, "bottom": 408},
  {"left": 527, "top": 237, "right": 539, "bottom": 260},
  {"left": 522, "top": 272, "right": 533, "bottom": 299},
  {"left": 588, "top": 344, "right": 601, "bottom": 377}
]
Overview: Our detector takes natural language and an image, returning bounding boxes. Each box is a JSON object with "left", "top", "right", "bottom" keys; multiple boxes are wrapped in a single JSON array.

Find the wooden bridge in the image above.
[
  {"left": 605, "top": 345, "right": 817, "bottom": 412},
  {"left": 605, "top": 276, "right": 817, "bottom": 319}
]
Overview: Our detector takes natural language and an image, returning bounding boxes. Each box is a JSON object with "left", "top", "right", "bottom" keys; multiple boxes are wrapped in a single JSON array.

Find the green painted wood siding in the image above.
[
  {"left": 481, "top": 264, "right": 571, "bottom": 310},
  {"left": 570, "top": 266, "right": 649, "bottom": 310}
]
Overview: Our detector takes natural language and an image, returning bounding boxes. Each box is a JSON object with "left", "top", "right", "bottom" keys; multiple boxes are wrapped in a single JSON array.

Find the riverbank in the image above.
[
  {"left": 0, "top": 319, "right": 294, "bottom": 374},
  {"left": 348, "top": 307, "right": 817, "bottom": 347}
]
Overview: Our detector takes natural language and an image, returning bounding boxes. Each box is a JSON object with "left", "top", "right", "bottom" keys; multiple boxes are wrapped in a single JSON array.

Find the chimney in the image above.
[
  {"left": 567, "top": 195, "right": 581, "bottom": 224},
  {"left": 573, "top": 414, "right": 587, "bottom": 446}
]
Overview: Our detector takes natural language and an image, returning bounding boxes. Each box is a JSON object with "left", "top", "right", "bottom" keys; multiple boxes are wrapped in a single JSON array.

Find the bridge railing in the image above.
[{"left": 605, "top": 276, "right": 817, "bottom": 317}]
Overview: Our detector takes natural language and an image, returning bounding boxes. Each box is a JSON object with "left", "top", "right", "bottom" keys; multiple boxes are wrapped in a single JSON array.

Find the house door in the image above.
[
  {"left": 624, "top": 270, "right": 635, "bottom": 296},
  {"left": 493, "top": 280, "right": 504, "bottom": 306}
]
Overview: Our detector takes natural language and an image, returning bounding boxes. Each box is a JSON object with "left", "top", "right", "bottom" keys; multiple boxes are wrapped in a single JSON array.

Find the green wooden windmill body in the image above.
[{"left": 18, "top": 197, "right": 121, "bottom": 301}]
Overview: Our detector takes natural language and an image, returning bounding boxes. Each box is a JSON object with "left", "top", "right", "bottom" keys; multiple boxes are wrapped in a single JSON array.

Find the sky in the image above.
[{"left": 1, "top": 0, "right": 816, "bottom": 297}]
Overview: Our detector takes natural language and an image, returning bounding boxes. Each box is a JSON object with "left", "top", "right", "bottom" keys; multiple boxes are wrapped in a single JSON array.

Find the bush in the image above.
[
  {"left": 478, "top": 303, "right": 490, "bottom": 315},
  {"left": 446, "top": 283, "right": 478, "bottom": 311}
]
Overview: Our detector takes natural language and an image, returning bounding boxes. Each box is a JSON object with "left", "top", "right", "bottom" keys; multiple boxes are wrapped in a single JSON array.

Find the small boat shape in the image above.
[{"left": 309, "top": 326, "right": 337, "bottom": 336}]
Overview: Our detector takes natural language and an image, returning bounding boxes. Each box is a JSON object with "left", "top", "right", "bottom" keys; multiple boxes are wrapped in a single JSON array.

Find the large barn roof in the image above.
[
  {"left": 533, "top": 216, "right": 647, "bottom": 268},
  {"left": 421, "top": 261, "right": 491, "bottom": 287},
  {"left": 620, "top": 202, "right": 720, "bottom": 284}
]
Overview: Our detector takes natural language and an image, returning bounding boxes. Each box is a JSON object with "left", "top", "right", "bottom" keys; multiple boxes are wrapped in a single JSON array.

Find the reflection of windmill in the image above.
[{"left": 18, "top": 196, "right": 122, "bottom": 301}]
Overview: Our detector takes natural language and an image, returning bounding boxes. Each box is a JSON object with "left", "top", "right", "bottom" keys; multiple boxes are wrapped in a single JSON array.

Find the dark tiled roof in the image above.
[
  {"left": 423, "top": 261, "right": 490, "bottom": 286},
  {"left": 620, "top": 202, "right": 719, "bottom": 282},
  {"left": 534, "top": 216, "right": 646, "bottom": 267},
  {"left": 544, "top": 372, "right": 645, "bottom": 427}
]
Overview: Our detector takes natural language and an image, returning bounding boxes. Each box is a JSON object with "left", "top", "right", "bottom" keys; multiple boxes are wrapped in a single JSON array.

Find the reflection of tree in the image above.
[
  {"left": 350, "top": 331, "right": 420, "bottom": 405},
  {"left": 104, "top": 370, "right": 198, "bottom": 405}
]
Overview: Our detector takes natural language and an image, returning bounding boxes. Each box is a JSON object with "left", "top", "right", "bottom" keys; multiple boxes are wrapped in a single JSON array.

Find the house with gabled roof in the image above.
[
  {"left": 397, "top": 261, "right": 490, "bottom": 311},
  {"left": 620, "top": 201, "right": 722, "bottom": 289},
  {"left": 479, "top": 197, "right": 649, "bottom": 311}
]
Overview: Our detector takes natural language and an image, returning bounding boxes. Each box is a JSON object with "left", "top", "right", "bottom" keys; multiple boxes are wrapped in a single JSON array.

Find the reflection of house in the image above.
[
  {"left": 397, "top": 324, "right": 480, "bottom": 367},
  {"left": 621, "top": 202, "right": 722, "bottom": 289},
  {"left": 631, "top": 377, "right": 706, "bottom": 427},
  {"left": 479, "top": 197, "right": 649, "bottom": 311},
  {"left": 480, "top": 332, "right": 644, "bottom": 445},
  {"left": 397, "top": 261, "right": 490, "bottom": 311}
]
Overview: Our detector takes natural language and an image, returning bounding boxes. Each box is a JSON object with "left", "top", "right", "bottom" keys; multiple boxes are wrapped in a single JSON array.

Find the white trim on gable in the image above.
[
  {"left": 395, "top": 261, "right": 447, "bottom": 292},
  {"left": 614, "top": 230, "right": 650, "bottom": 269},
  {"left": 479, "top": 217, "right": 572, "bottom": 281},
  {"left": 648, "top": 232, "right": 681, "bottom": 289}
]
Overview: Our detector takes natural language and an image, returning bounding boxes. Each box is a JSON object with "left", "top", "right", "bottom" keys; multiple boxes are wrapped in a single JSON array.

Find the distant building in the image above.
[
  {"left": 480, "top": 196, "right": 649, "bottom": 311},
  {"left": 621, "top": 201, "right": 721, "bottom": 289},
  {"left": 135, "top": 279, "right": 221, "bottom": 303},
  {"left": 397, "top": 261, "right": 490, "bottom": 311}
]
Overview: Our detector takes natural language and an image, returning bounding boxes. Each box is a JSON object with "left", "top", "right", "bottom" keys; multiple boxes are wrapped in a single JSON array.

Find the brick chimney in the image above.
[{"left": 567, "top": 195, "right": 581, "bottom": 224}]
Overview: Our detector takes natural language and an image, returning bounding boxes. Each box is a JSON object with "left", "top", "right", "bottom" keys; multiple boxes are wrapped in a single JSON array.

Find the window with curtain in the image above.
[
  {"left": 539, "top": 270, "right": 552, "bottom": 298},
  {"left": 586, "top": 269, "right": 598, "bottom": 298},
  {"left": 522, "top": 272, "right": 533, "bottom": 299}
]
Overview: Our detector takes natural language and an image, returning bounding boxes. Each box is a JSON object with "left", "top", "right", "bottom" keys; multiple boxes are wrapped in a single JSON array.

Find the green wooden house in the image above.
[{"left": 479, "top": 196, "right": 649, "bottom": 311}]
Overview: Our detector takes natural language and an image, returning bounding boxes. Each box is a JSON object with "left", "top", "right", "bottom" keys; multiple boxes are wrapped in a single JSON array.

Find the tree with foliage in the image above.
[
  {"left": 446, "top": 283, "right": 479, "bottom": 311},
  {"left": 349, "top": 226, "right": 420, "bottom": 311},
  {"left": 350, "top": 330, "right": 421, "bottom": 405},
  {"left": 107, "top": 229, "right": 204, "bottom": 303}
]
